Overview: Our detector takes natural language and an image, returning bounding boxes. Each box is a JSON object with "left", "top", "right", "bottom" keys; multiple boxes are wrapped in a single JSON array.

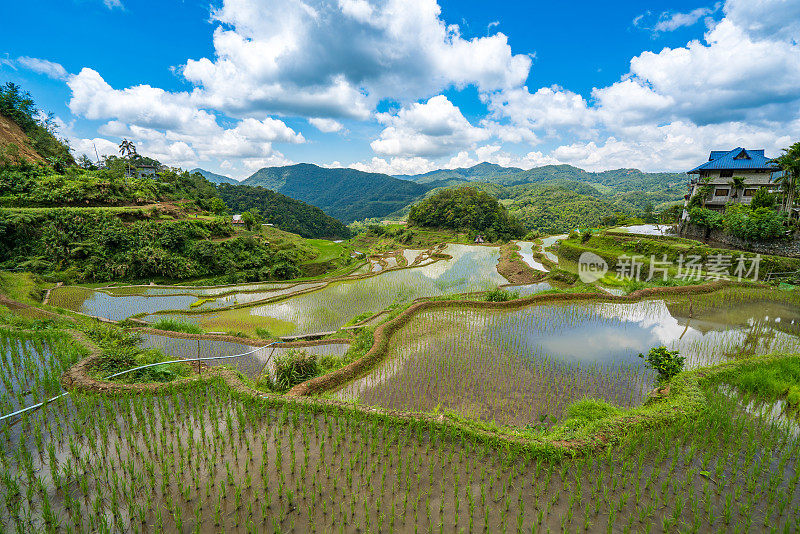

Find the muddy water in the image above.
[{"left": 335, "top": 298, "right": 800, "bottom": 426}]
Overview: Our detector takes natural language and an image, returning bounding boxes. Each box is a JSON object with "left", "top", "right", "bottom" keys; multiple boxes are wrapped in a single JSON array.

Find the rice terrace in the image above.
[{"left": 3, "top": 0, "right": 800, "bottom": 532}]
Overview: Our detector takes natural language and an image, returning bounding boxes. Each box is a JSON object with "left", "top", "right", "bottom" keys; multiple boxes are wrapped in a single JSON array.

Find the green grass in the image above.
[
  {"left": 716, "top": 355, "right": 800, "bottom": 409},
  {"left": 306, "top": 239, "right": 346, "bottom": 262},
  {"left": 150, "top": 318, "right": 203, "bottom": 334},
  {"left": 0, "top": 272, "right": 50, "bottom": 304}
]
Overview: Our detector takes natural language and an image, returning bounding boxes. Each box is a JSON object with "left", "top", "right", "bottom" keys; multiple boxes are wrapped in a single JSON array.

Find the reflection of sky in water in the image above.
[
  {"left": 138, "top": 333, "right": 348, "bottom": 378},
  {"left": 516, "top": 241, "right": 548, "bottom": 272},
  {"left": 81, "top": 293, "right": 198, "bottom": 321},
  {"left": 487, "top": 300, "right": 800, "bottom": 368},
  {"left": 540, "top": 235, "right": 566, "bottom": 264},
  {"left": 247, "top": 244, "right": 506, "bottom": 334},
  {"left": 489, "top": 309, "right": 660, "bottom": 366}
]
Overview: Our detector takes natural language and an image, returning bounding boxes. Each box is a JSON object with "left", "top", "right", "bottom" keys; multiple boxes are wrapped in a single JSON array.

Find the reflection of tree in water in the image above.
[{"left": 724, "top": 319, "right": 777, "bottom": 359}]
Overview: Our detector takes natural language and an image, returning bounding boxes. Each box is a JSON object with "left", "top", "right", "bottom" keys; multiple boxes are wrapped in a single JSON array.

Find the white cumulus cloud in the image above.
[{"left": 370, "top": 95, "right": 489, "bottom": 158}]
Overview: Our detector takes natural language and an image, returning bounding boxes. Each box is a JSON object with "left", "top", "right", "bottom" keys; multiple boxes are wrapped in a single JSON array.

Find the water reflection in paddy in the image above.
[
  {"left": 540, "top": 235, "right": 566, "bottom": 264},
  {"left": 145, "top": 244, "right": 507, "bottom": 335},
  {"left": 516, "top": 241, "right": 548, "bottom": 272},
  {"left": 138, "top": 332, "right": 348, "bottom": 379},
  {"left": 334, "top": 298, "right": 800, "bottom": 427},
  {"left": 48, "top": 282, "right": 325, "bottom": 321}
]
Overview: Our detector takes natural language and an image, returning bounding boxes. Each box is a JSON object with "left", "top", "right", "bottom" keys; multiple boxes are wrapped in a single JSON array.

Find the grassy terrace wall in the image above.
[
  {"left": 53, "top": 278, "right": 798, "bottom": 458},
  {"left": 558, "top": 232, "right": 800, "bottom": 275},
  {"left": 286, "top": 279, "right": 731, "bottom": 397}
]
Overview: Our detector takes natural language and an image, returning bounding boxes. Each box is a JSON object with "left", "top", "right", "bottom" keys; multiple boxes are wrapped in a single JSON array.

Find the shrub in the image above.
[
  {"left": 723, "top": 204, "right": 787, "bottom": 241},
  {"left": 271, "top": 350, "right": 318, "bottom": 392},
  {"left": 639, "top": 346, "right": 685, "bottom": 383},
  {"left": 750, "top": 188, "right": 777, "bottom": 210},
  {"left": 580, "top": 230, "right": 592, "bottom": 243},
  {"left": 688, "top": 207, "right": 723, "bottom": 229},
  {"left": 151, "top": 318, "right": 202, "bottom": 334}
]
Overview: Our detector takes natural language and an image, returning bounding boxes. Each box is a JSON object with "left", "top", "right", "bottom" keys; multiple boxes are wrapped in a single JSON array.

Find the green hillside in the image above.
[
  {"left": 0, "top": 82, "right": 74, "bottom": 167},
  {"left": 243, "top": 163, "right": 431, "bottom": 223},
  {"left": 190, "top": 167, "right": 239, "bottom": 185},
  {"left": 393, "top": 163, "right": 687, "bottom": 231},
  {"left": 398, "top": 162, "right": 523, "bottom": 185},
  {"left": 401, "top": 162, "right": 686, "bottom": 195},
  {"left": 502, "top": 183, "right": 637, "bottom": 233},
  {"left": 218, "top": 183, "right": 350, "bottom": 239}
]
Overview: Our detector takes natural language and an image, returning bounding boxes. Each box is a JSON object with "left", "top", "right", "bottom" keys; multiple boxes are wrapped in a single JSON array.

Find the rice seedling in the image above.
[{"left": 2, "top": 261, "right": 800, "bottom": 532}]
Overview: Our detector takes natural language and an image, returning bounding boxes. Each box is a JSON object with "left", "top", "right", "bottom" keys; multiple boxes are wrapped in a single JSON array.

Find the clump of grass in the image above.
[
  {"left": 226, "top": 331, "right": 250, "bottom": 339},
  {"left": 485, "top": 288, "right": 519, "bottom": 302},
  {"left": 189, "top": 297, "right": 215, "bottom": 308},
  {"left": 261, "top": 350, "right": 319, "bottom": 393},
  {"left": 344, "top": 312, "right": 374, "bottom": 327},
  {"left": 151, "top": 318, "right": 202, "bottom": 334},
  {"left": 255, "top": 328, "right": 273, "bottom": 339},
  {"left": 717, "top": 355, "right": 800, "bottom": 409}
]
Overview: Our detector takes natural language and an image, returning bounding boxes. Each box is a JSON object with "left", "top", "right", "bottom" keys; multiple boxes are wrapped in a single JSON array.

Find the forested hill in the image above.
[
  {"left": 243, "top": 163, "right": 431, "bottom": 223},
  {"left": 399, "top": 162, "right": 687, "bottom": 193},
  {"left": 218, "top": 184, "right": 350, "bottom": 239},
  {"left": 190, "top": 168, "right": 239, "bottom": 185},
  {"left": 0, "top": 83, "right": 73, "bottom": 167}
]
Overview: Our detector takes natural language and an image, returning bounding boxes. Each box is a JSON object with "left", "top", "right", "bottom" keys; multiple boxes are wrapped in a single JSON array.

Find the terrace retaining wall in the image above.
[
  {"left": 679, "top": 223, "right": 800, "bottom": 258},
  {"left": 285, "top": 279, "right": 732, "bottom": 398}
]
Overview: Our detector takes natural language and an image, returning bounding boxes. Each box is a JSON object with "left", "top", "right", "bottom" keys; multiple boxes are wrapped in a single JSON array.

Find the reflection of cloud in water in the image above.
[
  {"left": 595, "top": 301, "right": 696, "bottom": 347},
  {"left": 503, "top": 314, "right": 660, "bottom": 366}
]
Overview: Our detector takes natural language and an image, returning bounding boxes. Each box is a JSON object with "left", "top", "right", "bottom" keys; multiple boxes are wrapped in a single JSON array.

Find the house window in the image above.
[
  {"left": 743, "top": 188, "right": 758, "bottom": 197},
  {"left": 719, "top": 170, "right": 733, "bottom": 178},
  {"left": 714, "top": 188, "right": 730, "bottom": 197}
]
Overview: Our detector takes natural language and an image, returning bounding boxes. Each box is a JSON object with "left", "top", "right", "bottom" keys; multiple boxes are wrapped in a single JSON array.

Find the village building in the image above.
[
  {"left": 135, "top": 164, "right": 157, "bottom": 179},
  {"left": 683, "top": 148, "right": 778, "bottom": 217},
  {"left": 232, "top": 214, "right": 244, "bottom": 224}
]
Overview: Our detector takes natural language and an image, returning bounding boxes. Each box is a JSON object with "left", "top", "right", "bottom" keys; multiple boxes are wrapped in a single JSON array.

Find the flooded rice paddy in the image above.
[
  {"left": 137, "top": 333, "right": 348, "bottom": 379},
  {"left": 135, "top": 244, "right": 507, "bottom": 335},
  {"left": 2, "top": 332, "right": 799, "bottom": 533},
  {"left": 47, "top": 282, "right": 327, "bottom": 322},
  {"left": 335, "top": 295, "right": 800, "bottom": 426},
  {"left": 517, "top": 241, "right": 549, "bottom": 272},
  {"left": 540, "top": 234, "right": 566, "bottom": 264},
  {"left": 46, "top": 245, "right": 506, "bottom": 335}
]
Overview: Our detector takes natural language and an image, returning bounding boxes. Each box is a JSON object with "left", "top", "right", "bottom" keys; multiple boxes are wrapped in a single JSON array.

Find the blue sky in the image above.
[{"left": 2, "top": 0, "right": 799, "bottom": 179}]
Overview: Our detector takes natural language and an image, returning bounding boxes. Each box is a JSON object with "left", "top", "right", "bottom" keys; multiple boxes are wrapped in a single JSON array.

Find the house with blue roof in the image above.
[{"left": 683, "top": 147, "right": 779, "bottom": 217}]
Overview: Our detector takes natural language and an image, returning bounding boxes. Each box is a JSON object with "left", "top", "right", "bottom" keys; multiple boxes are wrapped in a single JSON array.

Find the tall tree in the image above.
[
  {"left": 118, "top": 139, "right": 137, "bottom": 177},
  {"left": 729, "top": 176, "right": 746, "bottom": 200},
  {"left": 773, "top": 141, "right": 800, "bottom": 218}
]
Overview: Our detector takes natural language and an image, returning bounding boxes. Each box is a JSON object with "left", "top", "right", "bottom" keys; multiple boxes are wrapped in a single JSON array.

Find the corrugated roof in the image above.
[{"left": 689, "top": 147, "right": 775, "bottom": 173}]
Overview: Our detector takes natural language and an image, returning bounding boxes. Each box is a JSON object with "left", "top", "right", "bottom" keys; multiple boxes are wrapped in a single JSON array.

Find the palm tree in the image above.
[
  {"left": 773, "top": 141, "right": 800, "bottom": 218},
  {"left": 118, "top": 139, "right": 137, "bottom": 176},
  {"left": 729, "top": 176, "right": 746, "bottom": 201}
]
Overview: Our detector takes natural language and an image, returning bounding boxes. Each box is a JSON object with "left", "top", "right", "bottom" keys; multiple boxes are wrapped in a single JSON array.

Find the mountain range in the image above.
[
  {"left": 190, "top": 168, "right": 239, "bottom": 185},
  {"left": 191, "top": 162, "right": 688, "bottom": 227}
]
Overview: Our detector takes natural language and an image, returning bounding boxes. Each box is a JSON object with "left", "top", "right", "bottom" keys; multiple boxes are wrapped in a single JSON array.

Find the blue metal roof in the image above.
[{"left": 689, "top": 147, "right": 776, "bottom": 173}]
